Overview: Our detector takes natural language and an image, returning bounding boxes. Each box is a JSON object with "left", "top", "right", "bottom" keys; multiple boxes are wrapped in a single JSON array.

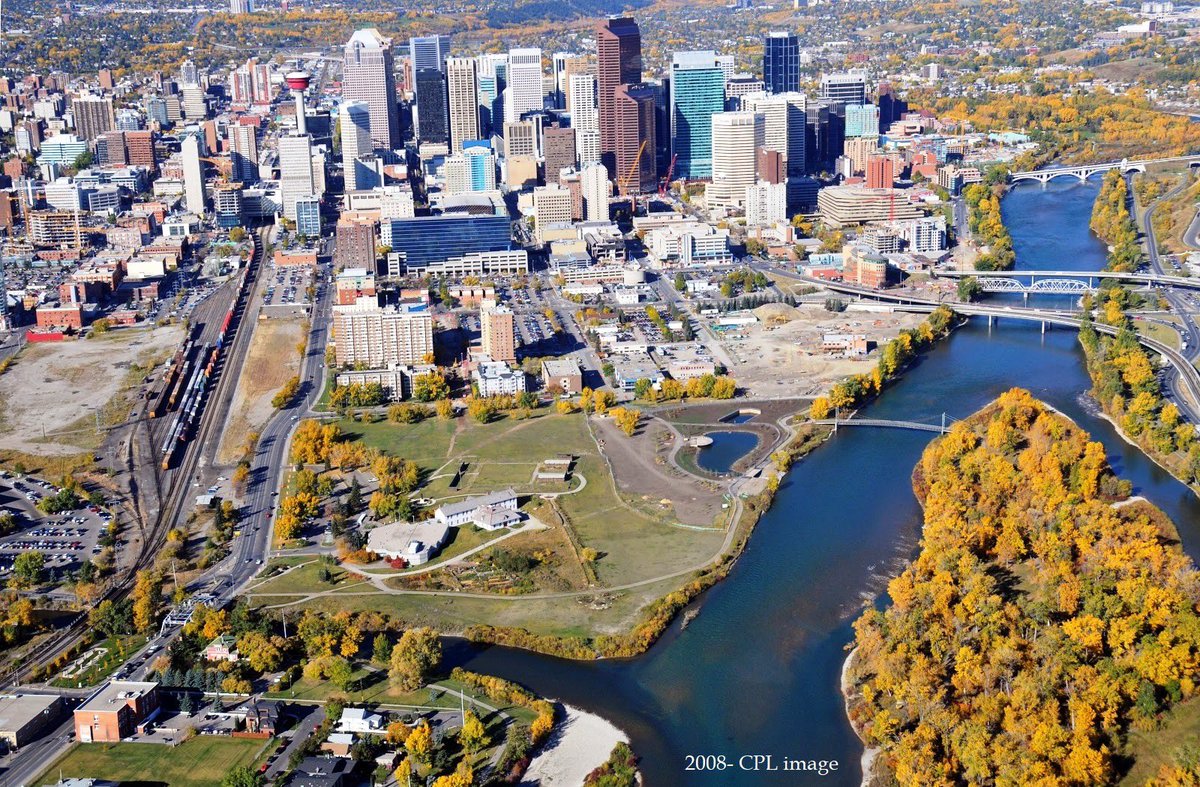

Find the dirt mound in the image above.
[{"left": 753, "top": 302, "right": 800, "bottom": 325}]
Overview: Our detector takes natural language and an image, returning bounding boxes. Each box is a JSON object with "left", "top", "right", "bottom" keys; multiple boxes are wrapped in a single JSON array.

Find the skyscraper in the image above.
[
  {"left": 569, "top": 73, "right": 600, "bottom": 165},
  {"left": 446, "top": 57, "right": 480, "bottom": 153},
  {"left": 742, "top": 91, "right": 807, "bottom": 208},
  {"left": 543, "top": 126, "right": 577, "bottom": 184},
  {"left": 820, "top": 71, "right": 868, "bottom": 107},
  {"left": 481, "top": 301, "right": 517, "bottom": 363},
  {"left": 181, "top": 133, "right": 206, "bottom": 215},
  {"left": 581, "top": 162, "right": 610, "bottom": 222},
  {"left": 344, "top": 29, "right": 400, "bottom": 149},
  {"left": 409, "top": 35, "right": 452, "bottom": 73},
  {"left": 552, "top": 52, "right": 579, "bottom": 109},
  {"left": 763, "top": 32, "right": 800, "bottom": 94},
  {"left": 845, "top": 103, "right": 880, "bottom": 138},
  {"left": 505, "top": 48, "right": 544, "bottom": 121},
  {"left": 228, "top": 123, "right": 259, "bottom": 184},
  {"left": 670, "top": 51, "right": 725, "bottom": 180},
  {"left": 707, "top": 111, "right": 764, "bottom": 209},
  {"left": 340, "top": 101, "right": 373, "bottom": 191},
  {"left": 414, "top": 68, "right": 448, "bottom": 146},
  {"left": 278, "top": 134, "right": 315, "bottom": 220},
  {"left": 596, "top": 16, "right": 642, "bottom": 178},
  {"left": 612, "top": 83, "right": 656, "bottom": 195},
  {"left": 230, "top": 0, "right": 253, "bottom": 13},
  {"left": 866, "top": 154, "right": 895, "bottom": 189}
]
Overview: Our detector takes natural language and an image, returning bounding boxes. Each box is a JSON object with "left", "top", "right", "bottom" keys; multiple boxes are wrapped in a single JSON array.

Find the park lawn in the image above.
[
  {"left": 248, "top": 560, "right": 370, "bottom": 598},
  {"left": 39, "top": 737, "right": 268, "bottom": 787},
  {"left": 283, "top": 575, "right": 691, "bottom": 639},
  {"left": 1120, "top": 696, "right": 1200, "bottom": 785},
  {"left": 339, "top": 416, "right": 457, "bottom": 472},
  {"left": 556, "top": 454, "right": 726, "bottom": 586},
  {"left": 1133, "top": 319, "right": 1181, "bottom": 350}
]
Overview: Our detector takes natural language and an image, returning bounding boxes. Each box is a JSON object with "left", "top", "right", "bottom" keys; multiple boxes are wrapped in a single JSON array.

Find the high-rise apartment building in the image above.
[
  {"left": 532, "top": 184, "right": 573, "bottom": 244},
  {"left": 480, "top": 301, "right": 517, "bottom": 363},
  {"left": 344, "top": 28, "right": 400, "bottom": 149},
  {"left": 707, "top": 111, "right": 764, "bottom": 209},
  {"left": 612, "top": 83, "right": 656, "bottom": 195},
  {"left": 596, "top": 16, "right": 642, "bottom": 179},
  {"left": 278, "top": 134, "right": 315, "bottom": 220},
  {"left": 505, "top": 48, "right": 544, "bottom": 121},
  {"left": 126, "top": 131, "right": 156, "bottom": 169},
  {"left": 409, "top": 35, "right": 451, "bottom": 73},
  {"left": 228, "top": 123, "right": 259, "bottom": 184},
  {"left": 503, "top": 121, "right": 537, "bottom": 158},
  {"left": 581, "top": 163, "right": 610, "bottom": 222},
  {"left": 414, "top": 68, "right": 448, "bottom": 146},
  {"left": 866, "top": 154, "right": 895, "bottom": 189},
  {"left": 670, "top": 51, "right": 725, "bottom": 180},
  {"left": 820, "top": 71, "right": 868, "bottom": 107},
  {"left": 336, "top": 213, "right": 378, "bottom": 270},
  {"left": 72, "top": 95, "right": 115, "bottom": 141},
  {"left": 763, "top": 32, "right": 800, "bottom": 94},
  {"left": 340, "top": 100, "right": 373, "bottom": 191},
  {"left": 445, "top": 58, "right": 480, "bottom": 153},
  {"left": 332, "top": 301, "right": 434, "bottom": 368},
  {"left": 230, "top": 0, "right": 253, "bottom": 13},
  {"left": 569, "top": 73, "right": 600, "bottom": 165},
  {"left": 444, "top": 146, "right": 497, "bottom": 195}
]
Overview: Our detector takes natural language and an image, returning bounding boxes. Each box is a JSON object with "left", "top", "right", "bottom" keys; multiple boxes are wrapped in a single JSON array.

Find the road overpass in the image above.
[{"left": 1009, "top": 155, "right": 1200, "bottom": 184}]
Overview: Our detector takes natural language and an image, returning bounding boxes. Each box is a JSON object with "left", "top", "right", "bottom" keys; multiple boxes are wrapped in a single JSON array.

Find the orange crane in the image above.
[{"left": 619, "top": 139, "right": 649, "bottom": 196}]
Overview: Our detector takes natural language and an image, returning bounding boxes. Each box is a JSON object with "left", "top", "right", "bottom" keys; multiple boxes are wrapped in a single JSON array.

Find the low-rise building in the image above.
[
  {"left": 473, "top": 361, "right": 526, "bottom": 397},
  {"left": 612, "top": 353, "right": 664, "bottom": 392},
  {"left": 541, "top": 358, "right": 583, "bottom": 394},
  {"left": 0, "top": 693, "right": 65, "bottom": 748},
  {"left": 73, "top": 681, "right": 160, "bottom": 743},
  {"left": 822, "top": 333, "right": 870, "bottom": 356},
  {"left": 434, "top": 489, "right": 518, "bottom": 527},
  {"left": 366, "top": 519, "right": 451, "bottom": 566},
  {"left": 204, "top": 635, "right": 239, "bottom": 663},
  {"left": 337, "top": 707, "right": 384, "bottom": 734}
]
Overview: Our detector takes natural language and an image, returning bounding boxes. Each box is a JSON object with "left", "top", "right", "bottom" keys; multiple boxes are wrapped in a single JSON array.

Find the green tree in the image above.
[
  {"left": 389, "top": 627, "right": 442, "bottom": 691},
  {"left": 11, "top": 551, "right": 44, "bottom": 587},
  {"left": 956, "top": 276, "right": 983, "bottom": 302},
  {"left": 220, "top": 765, "right": 263, "bottom": 787}
]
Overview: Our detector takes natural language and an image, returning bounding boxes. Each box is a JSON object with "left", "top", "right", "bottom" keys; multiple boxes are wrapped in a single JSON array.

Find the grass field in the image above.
[
  {"left": 1120, "top": 697, "right": 1200, "bottom": 784},
  {"left": 39, "top": 737, "right": 268, "bottom": 787},
  {"left": 51, "top": 634, "right": 149, "bottom": 689},
  {"left": 217, "top": 318, "right": 305, "bottom": 464}
]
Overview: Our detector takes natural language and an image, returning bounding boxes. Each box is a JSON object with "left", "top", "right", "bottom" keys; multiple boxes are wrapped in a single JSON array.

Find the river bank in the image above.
[{"left": 522, "top": 703, "right": 631, "bottom": 786}]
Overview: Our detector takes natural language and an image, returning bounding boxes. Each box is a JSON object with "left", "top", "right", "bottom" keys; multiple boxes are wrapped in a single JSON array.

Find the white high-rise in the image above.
[
  {"left": 446, "top": 57, "right": 481, "bottom": 153},
  {"left": 181, "top": 133, "right": 206, "bottom": 215},
  {"left": 741, "top": 91, "right": 807, "bottom": 194},
  {"left": 340, "top": 101, "right": 373, "bottom": 191},
  {"left": 569, "top": 73, "right": 599, "bottom": 165},
  {"left": 552, "top": 52, "right": 578, "bottom": 109},
  {"left": 505, "top": 48, "right": 544, "bottom": 121},
  {"left": 706, "top": 112, "right": 764, "bottom": 210},
  {"left": 279, "top": 134, "right": 315, "bottom": 220},
  {"left": 581, "top": 163, "right": 610, "bottom": 223},
  {"left": 745, "top": 181, "right": 787, "bottom": 227}
]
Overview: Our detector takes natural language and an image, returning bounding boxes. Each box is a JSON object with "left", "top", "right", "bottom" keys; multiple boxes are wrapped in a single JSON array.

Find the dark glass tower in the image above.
[{"left": 763, "top": 31, "right": 799, "bottom": 94}]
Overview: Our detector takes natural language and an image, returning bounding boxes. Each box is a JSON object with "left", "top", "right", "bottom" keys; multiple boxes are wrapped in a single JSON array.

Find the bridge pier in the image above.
[
  {"left": 988, "top": 314, "right": 994, "bottom": 328},
  {"left": 1042, "top": 320, "right": 1046, "bottom": 335}
]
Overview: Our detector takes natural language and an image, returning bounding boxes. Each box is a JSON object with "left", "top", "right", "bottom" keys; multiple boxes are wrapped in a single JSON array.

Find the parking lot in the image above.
[
  {"left": 0, "top": 474, "right": 110, "bottom": 579},
  {"left": 262, "top": 264, "right": 314, "bottom": 315}
]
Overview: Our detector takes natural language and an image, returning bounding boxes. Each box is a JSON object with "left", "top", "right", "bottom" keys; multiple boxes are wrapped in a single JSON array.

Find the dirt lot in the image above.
[
  {"left": 591, "top": 414, "right": 726, "bottom": 526},
  {"left": 713, "top": 303, "right": 925, "bottom": 399},
  {"left": 0, "top": 325, "right": 184, "bottom": 456},
  {"left": 216, "top": 317, "right": 304, "bottom": 464}
]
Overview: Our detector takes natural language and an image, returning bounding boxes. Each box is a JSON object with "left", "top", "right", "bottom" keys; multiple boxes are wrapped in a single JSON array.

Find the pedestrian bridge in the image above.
[
  {"left": 936, "top": 268, "right": 1200, "bottom": 292},
  {"left": 813, "top": 417, "right": 951, "bottom": 434},
  {"left": 1009, "top": 155, "right": 1200, "bottom": 184}
]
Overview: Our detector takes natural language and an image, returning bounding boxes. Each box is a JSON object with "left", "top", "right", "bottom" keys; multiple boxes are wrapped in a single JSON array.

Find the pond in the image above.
[{"left": 695, "top": 431, "right": 760, "bottom": 474}]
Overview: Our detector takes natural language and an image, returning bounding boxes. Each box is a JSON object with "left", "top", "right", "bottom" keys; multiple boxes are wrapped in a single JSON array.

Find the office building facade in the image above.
[
  {"left": 763, "top": 32, "right": 800, "bottom": 94},
  {"left": 446, "top": 57, "right": 481, "bottom": 153},
  {"left": 670, "top": 51, "right": 725, "bottom": 180},
  {"left": 343, "top": 28, "right": 400, "bottom": 149},
  {"left": 414, "top": 68, "right": 448, "bottom": 146},
  {"left": 706, "top": 111, "right": 764, "bottom": 209},
  {"left": 596, "top": 16, "right": 642, "bottom": 179}
]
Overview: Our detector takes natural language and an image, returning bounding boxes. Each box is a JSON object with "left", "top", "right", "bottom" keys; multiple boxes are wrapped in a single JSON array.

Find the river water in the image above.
[{"left": 448, "top": 178, "right": 1200, "bottom": 785}]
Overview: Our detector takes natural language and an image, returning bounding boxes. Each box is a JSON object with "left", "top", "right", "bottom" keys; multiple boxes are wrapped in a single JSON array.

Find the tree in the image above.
[
  {"left": 327, "top": 656, "right": 354, "bottom": 691},
  {"left": 11, "top": 551, "right": 44, "bottom": 587},
  {"left": 131, "top": 570, "right": 162, "bottom": 634},
  {"left": 238, "top": 631, "right": 283, "bottom": 673},
  {"left": 90, "top": 318, "right": 111, "bottom": 335},
  {"left": 956, "top": 276, "right": 983, "bottom": 302},
  {"left": 412, "top": 371, "right": 450, "bottom": 402},
  {"left": 405, "top": 719, "right": 433, "bottom": 764},
  {"left": 674, "top": 272, "right": 687, "bottom": 292},
  {"left": 389, "top": 627, "right": 442, "bottom": 691},
  {"left": 459, "top": 709, "right": 487, "bottom": 754},
  {"left": 221, "top": 766, "right": 263, "bottom": 787},
  {"left": 432, "top": 760, "right": 474, "bottom": 787},
  {"left": 610, "top": 407, "right": 640, "bottom": 436},
  {"left": 89, "top": 598, "right": 133, "bottom": 638},
  {"left": 372, "top": 633, "right": 393, "bottom": 664}
]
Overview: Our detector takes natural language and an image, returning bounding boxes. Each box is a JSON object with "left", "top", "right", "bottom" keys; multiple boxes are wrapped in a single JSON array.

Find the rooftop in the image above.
[
  {"left": 77, "top": 681, "right": 157, "bottom": 714},
  {"left": 0, "top": 693, "right": 60, "bottom": 732},
  {"left": 437, "top": 488, "right": 518, "bottom": 519}
]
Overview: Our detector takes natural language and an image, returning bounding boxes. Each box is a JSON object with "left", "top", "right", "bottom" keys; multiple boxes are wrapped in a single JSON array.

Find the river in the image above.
[{"left": 447, "top": 178, "right": 1200, "bottom": 785}]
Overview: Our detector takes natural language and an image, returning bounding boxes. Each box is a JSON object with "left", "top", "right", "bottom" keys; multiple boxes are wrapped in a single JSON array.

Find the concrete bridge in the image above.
[
  {"left": 935, "top": 268, "right": 1200, "bottom": 292},
  {"left": 805, "top": 277, "right": 1200, "bottom": 417},
  {"left": 1009, "top": 155, "right": 1200, "bottom": 184}
]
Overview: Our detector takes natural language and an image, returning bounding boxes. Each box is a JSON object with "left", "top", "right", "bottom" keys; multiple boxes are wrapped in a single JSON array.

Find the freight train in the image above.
[{"left": 158, "top": 234, "right": 261, "bottom": 470}]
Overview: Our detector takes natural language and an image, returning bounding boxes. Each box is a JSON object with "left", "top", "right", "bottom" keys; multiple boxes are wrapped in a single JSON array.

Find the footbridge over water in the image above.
[
  {"left": 1008, "top": 155, "right": 1200, "bottom": 184},
  {"left": 935, "top": 268, "right": 1200, "bottom": 295},
  {"left": 813, "top": 415, "right": 953, "bottom": 434}
]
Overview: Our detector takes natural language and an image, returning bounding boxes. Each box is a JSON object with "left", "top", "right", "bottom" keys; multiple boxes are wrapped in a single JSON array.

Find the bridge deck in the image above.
[{"left": 813, "top": 418, "right": 947, "bottom": 433}]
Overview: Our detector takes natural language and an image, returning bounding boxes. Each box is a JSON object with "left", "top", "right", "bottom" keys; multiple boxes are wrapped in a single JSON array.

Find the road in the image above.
[{"left": 0, "top": 716, "right": 76, "bottom": 787}]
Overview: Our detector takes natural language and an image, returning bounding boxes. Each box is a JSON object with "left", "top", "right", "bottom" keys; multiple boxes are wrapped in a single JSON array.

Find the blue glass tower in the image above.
[
  {"left": 763, "top": 31, "right": 799, "bottom": 95},
  {"left": 670, "top": 51, "right": 726, "bottom": 180}
]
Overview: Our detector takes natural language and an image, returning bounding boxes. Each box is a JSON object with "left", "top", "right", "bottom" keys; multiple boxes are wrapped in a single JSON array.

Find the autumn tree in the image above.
[{"left": 389, "top": 627, "right": 442, "bottom": 691}]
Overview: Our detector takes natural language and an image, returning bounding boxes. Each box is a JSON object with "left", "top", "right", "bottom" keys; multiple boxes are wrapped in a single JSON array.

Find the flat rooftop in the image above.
[
  {"left": 77, "top": 681, "right": 157, "bottom": 714},
  {"left": 0, "top": 693, "right": 60, "bottom": 731}
]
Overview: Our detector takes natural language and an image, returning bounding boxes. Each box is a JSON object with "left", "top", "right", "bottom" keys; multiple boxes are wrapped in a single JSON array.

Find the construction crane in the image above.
[
  {"left": 659, "top": 153, "right": 678, "bottom": 196},
  {"left": 618, "top": 139, "right": 649, "bottom": 196}
]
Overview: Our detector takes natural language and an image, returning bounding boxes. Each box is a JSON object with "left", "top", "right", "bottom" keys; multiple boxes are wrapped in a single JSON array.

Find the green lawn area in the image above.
[
  {"left": 51, "top": 635, "right": 149, "bottom": 689},
  {"left": 1132, "top": 319, "right": 1181, "bottom": 350},
  {"left": 1120, "top": 696, "right": 1200, "bottom": 784},
  {"left": 39, "top": 737, "right": 268, "bottom": 787},
  {"left": 339, "top": 416, "right": 458, "bottom": 472}
]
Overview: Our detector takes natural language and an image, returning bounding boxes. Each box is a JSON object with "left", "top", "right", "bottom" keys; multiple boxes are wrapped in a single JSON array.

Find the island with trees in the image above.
[{"left": 845, "top": 388, "right": 1200, "bottom": 785}]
